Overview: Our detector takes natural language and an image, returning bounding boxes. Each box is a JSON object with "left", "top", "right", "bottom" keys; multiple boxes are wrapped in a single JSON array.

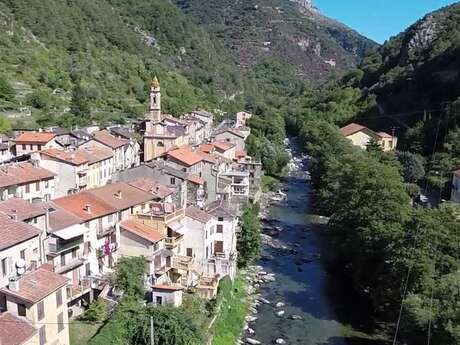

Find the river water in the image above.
[{"left": 251, "top": 145, "right": 387, "bottom": 345}]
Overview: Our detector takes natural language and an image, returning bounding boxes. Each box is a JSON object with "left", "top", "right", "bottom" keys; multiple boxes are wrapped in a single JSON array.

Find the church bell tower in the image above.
[{"left": 149, "top": 76, "right": 161, "bottom": 123}]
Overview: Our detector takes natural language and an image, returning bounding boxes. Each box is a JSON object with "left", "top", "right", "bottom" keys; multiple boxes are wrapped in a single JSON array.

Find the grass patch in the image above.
[
  {"left": 261, "top": 175, "right": 280, "bottom": 192},
  {"left": 211, "top": 273, "right": 249, "bottom": 345},
  {"left": 69, "top": 321, "right": 102, "bottom": 345}
]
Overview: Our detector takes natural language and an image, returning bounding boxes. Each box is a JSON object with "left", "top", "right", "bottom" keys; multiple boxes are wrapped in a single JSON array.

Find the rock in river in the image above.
[{"left": 246, "top": 338, "right": 261, "bottom": 345}]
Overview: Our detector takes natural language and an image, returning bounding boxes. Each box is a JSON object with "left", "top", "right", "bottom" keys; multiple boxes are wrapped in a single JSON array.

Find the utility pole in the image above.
[{"left": 150, "top": 316, "right": 154, "bottom": 345}]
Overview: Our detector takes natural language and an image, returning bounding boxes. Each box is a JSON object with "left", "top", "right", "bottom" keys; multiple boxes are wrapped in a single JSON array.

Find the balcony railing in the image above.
[
  {"left": 172, "top": 255, "right": 193, "bottom": 271},
  {"left": 164, "top": 235, "right": 183, "bottom": 249},
  {"left": 55, "top": 256, "right": 85, "bottom": 274},
  {"left": 96, "top": 225, "right": 116, "bottom": 239},
  {"left": 48, "top": 236, "right": 83, "bottom": 255}
]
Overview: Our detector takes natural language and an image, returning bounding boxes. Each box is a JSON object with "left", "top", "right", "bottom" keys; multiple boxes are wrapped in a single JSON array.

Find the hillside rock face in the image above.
[
  {"left": 358, "top": 2, "right": 460, "bottom": 113},
  {"left": 173, "top": 0, "right": 377, "bottom": 81}
]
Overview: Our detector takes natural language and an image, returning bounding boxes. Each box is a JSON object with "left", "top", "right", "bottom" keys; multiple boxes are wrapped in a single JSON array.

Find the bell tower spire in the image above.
[{"left": 149, "top": 76, "right": 161, "bottom": 123}]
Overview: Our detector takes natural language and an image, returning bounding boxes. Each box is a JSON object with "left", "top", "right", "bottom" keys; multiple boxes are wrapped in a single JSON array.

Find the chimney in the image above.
[
  {"left": 8, "top": 276, "right": 20, "bottom": 291},
  {"left": 84, "top": 203, "right": 91, "bottom": 213},
  {"left": 114, "top": 190, "right": 122, "bottom": 199},
  {"left": 45, "top": 207, "right": 50, "bottom": 231},
  {"left": 10, "top": 209, "right": 17, "bottom": 221}
]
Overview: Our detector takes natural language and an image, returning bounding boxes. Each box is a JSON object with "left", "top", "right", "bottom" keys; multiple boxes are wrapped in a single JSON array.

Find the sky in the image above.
[{"left": 314, "top": 0, "right": 459, "bottom": 43}]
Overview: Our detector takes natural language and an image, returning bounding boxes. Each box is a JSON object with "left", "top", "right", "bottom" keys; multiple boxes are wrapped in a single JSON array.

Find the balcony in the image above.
[
  {"left": 172, "top": 255, "right": 193, "bottom": 271},
  {"left": 48, "top": 236, "right": 83, "bottom": 255},
  {"left": 164, "top": 234, "right": 183, "bottom": 250},
  {"left": 55, "top": 256, "right": 85, "bottom": 274},
  {"left": 96, "top": 225, "right": 116, "bottom": 239},
  {"left": 67, "top": 277, "right": 92, "bottom": 301}
]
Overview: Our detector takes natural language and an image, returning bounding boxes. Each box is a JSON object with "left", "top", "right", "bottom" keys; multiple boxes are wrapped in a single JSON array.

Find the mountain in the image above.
[
  {"left": 357, "top": 2, "right": 460, "bottom": 115},
  {"left": 0, "top": 0, "right": 248, "bottom": 128},
  {"left": 172, "top": 0, "right": 377, "bottom": 80}
]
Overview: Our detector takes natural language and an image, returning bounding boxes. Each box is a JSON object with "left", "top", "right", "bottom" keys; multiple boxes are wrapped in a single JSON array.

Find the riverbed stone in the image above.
[
  {"left": 275, "top": 339, "right": 286, "bottom": 344},
  {"left": 275, "top": 302, "right": 285, "bottom": 308},
  {"left": 276, "top": 310, "right": 285, "bottom": 317},
  {"left": 246, "top": 338, "right": 261, "bottom": 345}
]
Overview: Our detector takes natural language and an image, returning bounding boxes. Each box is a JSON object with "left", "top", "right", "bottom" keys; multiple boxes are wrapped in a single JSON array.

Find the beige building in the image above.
[
  {"left": 340, "top": 123, "right": 397, "bottom": 151},
  {"left": 15, "top": 132, "right": 62, "bottom": 156},
  {"left": 0, "top": 267, "right": 70, "bottom": 345},
  {"left": 214, "top": 128, "right": 247, "bottom": 151}
]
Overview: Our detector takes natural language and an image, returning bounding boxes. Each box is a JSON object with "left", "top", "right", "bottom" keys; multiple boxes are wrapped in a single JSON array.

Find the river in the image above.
[{"left": 251, "top": 143, "right": 388, "bottom": 345}]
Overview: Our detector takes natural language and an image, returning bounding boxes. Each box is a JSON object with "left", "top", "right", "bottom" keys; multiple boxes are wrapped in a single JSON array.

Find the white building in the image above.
[{"left": 0, "top": 162, "right": 56, "bottom": 202}]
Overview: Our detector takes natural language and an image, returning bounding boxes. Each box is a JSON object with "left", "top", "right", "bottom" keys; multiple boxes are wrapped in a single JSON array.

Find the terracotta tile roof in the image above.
[
  {"left": 0, "top": 198, "right": 46, "bottom": 221},
  {"left": 15, "top": 131, "right": 56, "bottom": 144},
  {"left": 43, "top": 202, "right": 82, "bottom": 231},
  {"left": 0, "top": 312, "right": 37, "bottom": 345},
  {"left": 191, "top": 109, "right": 213, "bottom": 118},
  {"left": 93, "top": 130, "right": 128, "bottom": 149},
  {"left": 215, "top": 127, "right": 245, "bottom": 139},
  {"left": 164, "top": 115, "right": 189, "bottom": 126},
  {"left": 199, "top": 144, "right": 214, "bottom": 154},
  {"left": 185, "top": 206, "right": 213, "bottom": 223},
  {"left": 196, "top": 150, "right": 218, "bottom": 164},
  {"left": 40, "top": 148, "right": 89, "bottom": 166},
  {"left": 120, "top": 219, "right": 165, "bottom": 243},
  {"left": 128, "top": 178, "right": 172, "bottom": 199},
  {"left": 0, "top": 213, "right": 41, "bottom": 251},
  {"left": 377, "top": 131, "right": 393, "bottom": 139},
  {"left": 167, "top": 146, "right": 203, "bottom": 167},
  {"left": 78, "top": 145, "right": 113, "bottom": 164},
  {"left": 213, "top": 141, "right": 235, "bottom": 151},
  {"left": 0, "top": 162, "right": 55, "bottom": 188},
  {"left": 339, "top": 123, "right": 369, "bottom": 137},
  {"left": 53, "top": 192, "right": 117, "bottom": 221},
  {"left": 187, "top": 174, "right": 205, "bottom": 185},
  {"left": 88, "top": 182, "right": 154, "bottom": 211},
  {"left": 0, "top": 267, "right": 69, "bottom": 304}
]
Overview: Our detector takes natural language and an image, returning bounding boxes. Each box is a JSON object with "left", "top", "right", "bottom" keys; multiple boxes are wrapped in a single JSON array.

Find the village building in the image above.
[
  {"left": 41, "top": 201, "right": 92, "bottom": 316},
  {"left": 185, "top": 110, "right": 214, "bottom": 140},
  {"left": 235, "top": 111, "right": 252, "bottom": 128},
  {"left": 340, "top": 123, "right": 397, "bottom": 151},
  {"left": 53, "top": 192, "right": 119, "bottom": 276},
  {"left": 0, "top": 162, "right": 56, "bottom": 202},
  {"left": 165, "top": 146, "right": 203, "bottom": 176},
  {"left": 451, "top": 169, "right": 460, "bottom": 203},
  {"left": 80, "top": 130, "right": 139, "bottom": 171},
  {"left": 0, "top": 134, "right": 14, "bottom": 163},
  {"left": 214, "top": 128, "right": 247, "bottom": 151},
  {"left": 15, "top": 131, "right": 62, "bottom": 156},
  {"left": 34, "top": 148, "right": 90, "bottom": 197},
  {"left": 78, "top": 145, "right": 114, "bottom": 190},
  {"left": 0, "top": 198, "right": 47, "bottom": 231},
  {"left": 0, "top": 213, "right": 42, "bottom": 289},
  {"left": 0, "top": 267, "right": 70, "bottom": 345}
]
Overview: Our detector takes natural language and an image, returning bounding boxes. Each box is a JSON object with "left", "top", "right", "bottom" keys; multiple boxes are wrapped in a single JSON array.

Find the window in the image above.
[
  {"left": 170, "top": 177, "right": 175, "bottom": 185},
  {"left": 217, "top": 224, "right": 223, "bottom": 233},
  {"left": 22, "top": 144, "right": 26, "bottom": 151},
  {"left": 17, "top": 304, "right": 26, "bottom": 317},
  {"left": 156, "top": 296, "right": 163, "bottom": 305},
  {"left": 182, "top": 168, "right": 186, "bottom": 172},
  {"left": 85, "top": 221, "right": 90, "bottom": 229},
  {"left": 39, "top": 325, "right": 46, "bottom": 345},
  {"left": 1, "top": 258, "right": 7, "bottom": 277},
  {"left": 218, "top": 217, "right": 224, "bottom": 222},
  {"left": 37, "top": 144, "right": 42, "bottom": 151},
  {"left": 56, "top": 288, "right": 62, "bottom": 307},
  {"left": 186, "top": 248, "right": 193, "bottom": 257},
  {"left": 214, "top": 241, "right": 224, "bottom": 253},
  {"left": 60, "top": 254, "right": 66, "bottom": 267},
  {"left": 35, "top": 182, "right": 40, "bottom": 191},
  {"left": 108, "top": 214, "right": 113, "bottom": 223},
  {"left": 20, "top": 249, "right": 26, "bottom": 261},
  {"left": 25, "top": 184, "right": 30, "bottom": 193},
  {"left": 57, "top": 312, "right": 64, "bottom": 332},
  {"left": 37, "top": 301, "right": 45, "bottom": 321},
  {"left": 72, "top": 249, "right": 77, "bottom": 259}
]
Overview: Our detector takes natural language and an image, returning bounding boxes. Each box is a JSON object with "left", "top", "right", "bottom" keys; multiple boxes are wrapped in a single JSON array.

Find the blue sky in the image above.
[{"left": 314, "top": 0, "right": 459, "bottom": 43}]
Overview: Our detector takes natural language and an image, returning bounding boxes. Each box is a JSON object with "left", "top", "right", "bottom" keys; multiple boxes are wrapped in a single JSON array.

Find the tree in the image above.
[
  {"left": 397, "top": 151, "right": 426, "bottom": 183},
  {"left": 70, "top": 83, "right": 91, "bottom": 117},
  {"left": 237, "top": 204, "right": 261, "bottom": 267},
  {"left": 26, "top": 90, "right": 52, "bottom": 109},
  {"left": 113, "top": 256, "right": 147, "bottom": 299},
  {"left": 0, "top": 116, "right": 12, "bottom": 134},
  {"left": 366, "top": 137, "right": 382, "bottom": 152},
  {"left": 81, "top": 299, "right": 107, "bottom": 322},
  {"left": 0, "top": 77, "right": 15, "bottom": 102}
]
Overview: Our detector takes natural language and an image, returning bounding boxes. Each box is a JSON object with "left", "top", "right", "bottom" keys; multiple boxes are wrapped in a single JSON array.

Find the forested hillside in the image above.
[
  {"left": 0, "top": 0, "right": 249, "bottom": 128},
  {"left": 173, "top": 0, "right": 377, "bottom": 81}
]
